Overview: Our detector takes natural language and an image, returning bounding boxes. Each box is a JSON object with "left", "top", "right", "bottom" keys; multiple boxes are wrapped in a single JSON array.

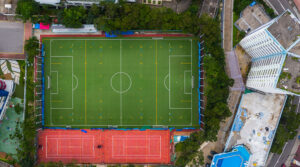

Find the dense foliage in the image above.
[
  {"left": 60, "top": 7, "right": 87, "bottom": 28},
  {"left": 175, "top": 132, "right": 205, "bottom": 166},
  {"left": 24, "top": 36, "right": 39, "bottom": 62},
  {"left": 10, "top": 40, "right": 37, "bottom": 166},
  {"left": 16, "top": 0, "right": 40, "bottom": 22},
  {"left": 94, "top": 2, "right": 201, "bottom": 34},
  {"left": 200, "top": 15, "right": 233, "bottom": 141},
  {"left": 271, "top": 96, "right": 300, "bottom": 154},
  {"left": 234, "top": 0, "right": 276, "bottom": 18}
]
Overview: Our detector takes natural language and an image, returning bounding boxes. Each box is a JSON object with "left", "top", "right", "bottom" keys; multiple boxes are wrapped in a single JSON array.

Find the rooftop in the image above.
[
  {"left": 235, "top": 4, "right": 271, "bottom": 33},
  {"left": 277, "top": 55, "right": 300, "bottom": 95},
  {"left": 225, "top": 92, "right": 286, "bottom": 167},
  {"left": 268, "top": 11, "right": 300, "bottom": 49}
]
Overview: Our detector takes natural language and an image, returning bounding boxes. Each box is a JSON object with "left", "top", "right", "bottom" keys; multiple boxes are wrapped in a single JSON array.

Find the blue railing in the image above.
[
  {"left": 198, "top": 41, "right": 202, "bottom": 125},
  {"left": 41, "top": 44, "right": 45, "bottom": 126}
]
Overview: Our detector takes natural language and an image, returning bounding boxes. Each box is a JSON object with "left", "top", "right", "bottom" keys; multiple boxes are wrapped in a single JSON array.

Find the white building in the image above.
[
  {"left": 0, "top": 79, "right": 14, "bottom": 120},
  {"left": 224, "top": 92, "right": 286, "bottom": 167},
  {"left": 239, "top": 10, "right": 300, "bottom": 95}
]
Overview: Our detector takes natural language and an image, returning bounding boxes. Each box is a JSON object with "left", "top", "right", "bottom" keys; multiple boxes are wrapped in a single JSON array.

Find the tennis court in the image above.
[
  {"left": 42, "top": 36, "right": 199, "bottom": 128},
  {"left": 38, "top": 129, "right": 170, "bottom": 164}
]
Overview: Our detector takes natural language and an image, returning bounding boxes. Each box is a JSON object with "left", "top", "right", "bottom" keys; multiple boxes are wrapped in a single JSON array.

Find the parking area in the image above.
[
  {"left": 0, "top": 21, "right": 24, "bottom": 54},
  {"left": 0, "top": 21, "right": 31, "bottom": 59}
]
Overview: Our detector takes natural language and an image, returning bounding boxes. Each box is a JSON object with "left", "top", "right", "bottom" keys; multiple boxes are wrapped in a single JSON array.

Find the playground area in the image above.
[
  {"left": 0, "top": 98, "right": 23, "bottom": 155},
  {"left": 38, "top": 129, "right": 171, "bottom": 164},
  {"left": 41, "top": 36, "right": 199, "bottom": 128}
]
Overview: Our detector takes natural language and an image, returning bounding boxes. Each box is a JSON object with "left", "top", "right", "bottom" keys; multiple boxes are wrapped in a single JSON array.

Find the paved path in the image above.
[
  {"left": 267, "top": 96, "right": 300, "bottom": 167},
  {"left": 223, "top": 0, "right": 233, "bottom": 52}
]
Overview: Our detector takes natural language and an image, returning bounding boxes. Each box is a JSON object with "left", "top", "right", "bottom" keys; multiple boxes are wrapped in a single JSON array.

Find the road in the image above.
[
  {"left": 267, "top": 96, "right": 300, "bottom": 167},
  {"left": 265, "top": 0, "right": 300, "bottom": 18}
]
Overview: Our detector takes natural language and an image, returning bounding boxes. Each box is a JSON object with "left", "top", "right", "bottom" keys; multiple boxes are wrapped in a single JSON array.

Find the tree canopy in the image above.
[
  {"left": 271, "top": 96, "right": 300, "bottom": 154},
  {"left": 61, "top": 7, "right": 87, "bottom": 28},
  {"left": 24, "top": 36, "right": 39, "bottom": 62},
  {"left": 16, "top": 0, "right": 40, "bottom": 22}
]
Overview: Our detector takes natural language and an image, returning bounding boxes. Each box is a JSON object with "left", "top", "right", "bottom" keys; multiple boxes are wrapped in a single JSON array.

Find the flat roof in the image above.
[
  {"left": 267, "top": 11, "right": 300, "bottom": 49},
  {"left": 225, "top": 92, "right": 286, "bottom": 166},
  {"left": 277, "top": 55, "right": 300, "bottom": 95},
  {"left": 235, "top": 4, "right": 271, "bottom": 33}
]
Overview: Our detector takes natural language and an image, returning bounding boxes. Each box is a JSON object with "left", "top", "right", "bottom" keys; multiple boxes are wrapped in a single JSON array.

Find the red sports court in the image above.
[{"left": 38, "top": 129, "right": 170, "bottom": 164}]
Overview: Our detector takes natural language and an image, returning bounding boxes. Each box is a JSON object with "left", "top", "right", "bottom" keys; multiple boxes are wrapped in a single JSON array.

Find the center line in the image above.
[
  {"left": 85, "top": 40, "right": 87, "bottom": 124},
  {"left": 156, "top": 40, "right": 158, "bottom": 125}
]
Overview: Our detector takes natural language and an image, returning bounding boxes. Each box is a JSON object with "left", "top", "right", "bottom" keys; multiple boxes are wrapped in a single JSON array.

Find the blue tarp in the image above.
[
  {"left": 34, "top": 23, "right": 40, "bottom": 29},
  {"left": 105, "top": 32, "right": 117, "bottom": 38},
  {"left": 250, "top": 1, "right": 256, "bottom": 7},
  {"left": 81, "top": 129, "right": 87, "bottom": 133},
  {"left": 232, "top": 108, "right": 247, "bottom": 132}
]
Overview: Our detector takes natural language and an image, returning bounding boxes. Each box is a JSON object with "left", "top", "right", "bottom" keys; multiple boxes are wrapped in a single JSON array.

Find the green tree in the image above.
[
  {"left": 14, "top": 103, "right": 22, "bottom": 115},
  {"left": 24, "top": 36, "right": 39, "bottom": 62},
  {"left": 16, "top": 0, "right": 40, "bottom": 22},
  {"left": 271, "top": 96, "right": 300, "bottom": 154},
  {"left": 61, "top": 7, "right": 87, "bottom": 28}
]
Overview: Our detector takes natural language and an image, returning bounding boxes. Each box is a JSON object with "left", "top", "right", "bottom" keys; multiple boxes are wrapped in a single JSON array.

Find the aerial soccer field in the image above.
[{"left": 42, "top": 37, "right": 199, "bottom": 128}]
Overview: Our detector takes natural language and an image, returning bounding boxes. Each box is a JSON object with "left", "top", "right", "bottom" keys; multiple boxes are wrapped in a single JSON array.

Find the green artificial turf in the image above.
[{"left": 43, "top": 37, "right": 199, "bottom": 128}]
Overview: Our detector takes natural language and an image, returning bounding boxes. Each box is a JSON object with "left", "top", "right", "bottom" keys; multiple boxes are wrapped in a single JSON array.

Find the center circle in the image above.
[{"left": 110, "top": 72, "right": 132, "bottom": 94}]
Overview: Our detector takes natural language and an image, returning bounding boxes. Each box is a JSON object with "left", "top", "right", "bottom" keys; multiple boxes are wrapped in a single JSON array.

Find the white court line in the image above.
[
  {"left": 57, "top": 139, "right": 58, "bottom": 155},
  {"left": 50, "top": 71, "right": 58, "bottom": 94},
  {"left": 46, "top": 136, "right": 48, "bottom": 158},
  {"left": 46, "top": 136, "right": 96, "bottom": 158},
  {"left": 112, "top": 135, "right": 162, "bottom": 157}
]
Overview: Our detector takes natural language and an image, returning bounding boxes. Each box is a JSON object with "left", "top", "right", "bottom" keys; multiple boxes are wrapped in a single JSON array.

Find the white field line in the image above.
[
  {"left": 169, "top": 55, "right": 192, "bottom": 110},
  {"left": 50, "top": 71, "right": 59, "bottom": 94},
  {"left": 50, "top": 40, "right": 52, "bottom": 124},
  {"left": 50, "top": 56, "right": 73, "bottom": 110},
  {"left": 184, "top": 70, "right": 192, "bottom": 94},
  {"left": 47, "top": 39, "right": 195, "bottom": 127}
]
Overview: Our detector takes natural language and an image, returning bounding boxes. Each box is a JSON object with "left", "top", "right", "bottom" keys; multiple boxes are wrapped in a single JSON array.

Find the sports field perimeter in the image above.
[{"left": 42, "top": 37, "right": 199, "bottom": 128}]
